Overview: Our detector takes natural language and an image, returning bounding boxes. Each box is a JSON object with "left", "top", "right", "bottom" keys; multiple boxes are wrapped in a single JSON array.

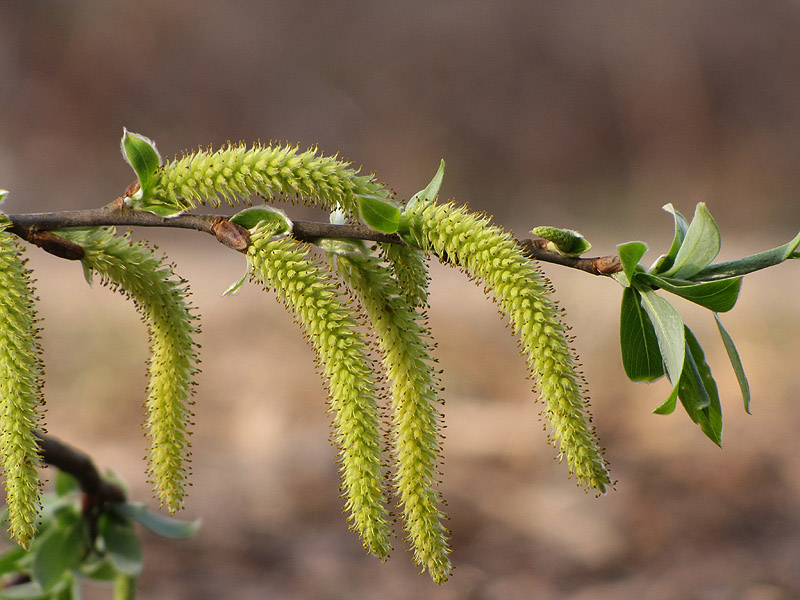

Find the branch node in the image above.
[
  {"left": 211, "top": 217, "right": 250, "bottom": 252},
  {"left": 27, "top": 230, "right": 85, "bottom": 260}
]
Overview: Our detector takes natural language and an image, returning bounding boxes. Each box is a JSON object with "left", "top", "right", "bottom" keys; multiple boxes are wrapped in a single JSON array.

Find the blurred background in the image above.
[{"left": 2, "top": 1, "right": 800, "bottom": 598}]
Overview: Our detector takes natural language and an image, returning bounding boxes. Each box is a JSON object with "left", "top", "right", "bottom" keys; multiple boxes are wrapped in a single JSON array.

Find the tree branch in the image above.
[
  {"left": 5, "top": 202, "right": 622, "bottom": 275},
  {"left": 35, "top": 431, "right": 126, "bottom": 504}
]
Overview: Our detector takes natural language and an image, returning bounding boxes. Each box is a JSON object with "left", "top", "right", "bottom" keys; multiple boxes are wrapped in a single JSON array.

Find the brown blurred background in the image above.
[{"left": 3, "top": 1, "right": 800, "bottom": 598}]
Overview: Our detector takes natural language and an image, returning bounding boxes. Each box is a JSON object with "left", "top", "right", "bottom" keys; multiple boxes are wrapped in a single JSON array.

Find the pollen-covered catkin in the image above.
[
  {"left": 0, "top": 218, "right": 45, "bottom": 548},
  {"left": 57, "top": 227, "right": 199, "bottom": 513},
  {"left": 403, "top": 200, "right": 611, "bottom": 493},
  {"left": 247, "top": 224, "right": 393, "bottom": 558},
  {"left": 333, "top": 252, "right": 451, "bottom": 583},
  {"left": 145, "top": 143, "right": 390, "bottom": 215}
]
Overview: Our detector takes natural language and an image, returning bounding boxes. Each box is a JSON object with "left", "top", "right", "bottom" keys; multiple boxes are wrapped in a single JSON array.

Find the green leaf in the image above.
[
  {"left": 221, "top": 265, "right": 250, "bottom": 297},
  {"left": 649, "top": 203, "right": 690, "bottom": 274},
  {"left": 619, "top": 287, "right": 664, "bottom": 381},
  {"left": 638, "top": 273, "right": 742, "bottom": 312},
  {"left": 616, "top": 241, "right": 648, "bottom": 287},
  {"left": 31, "top": 522, "right": 83, "bottom": 592},
  {"left": 408, "top": 160, "right": 445, "bottom": 207},
  {"left": 81, "top": 557, "right": 118, "bottom": 582},
  {"left": 0, "top": 190, "right": 9, "bottom": 205},
  {"left": 660, "top": 203, "right": 720, "bottom": 279},
  {"left": 229, "top": 206, "right": 292, "bottom": 234},
  {"left": 714, "top": 314, "right": 751, "bottom": 413},
  {"left": 0, "top": 546, "right": 27, "bottom": 576},
  {"left": 99, "top": 516, "right": 142, "bottom": 576},
  {"left": 637, "top": 286, "right": 685, "bottom": 387},
  {"left": 531, "top": 226, "right": 592, "bottom": 256},
  {"left": 357, "top": 195, "right": 401, "bottom": 233},
  {"left": 53, "top": 472, "right": 79, "bottom": 498},
  {"left": 120, "top": 129, "right": 161, "bottom": 193},
  {"left": 131, "top": 201, "right": 184, "bottom": 217},
  {"left": 679, "top": 326, "right": 723, "bottom": 445},
  {"left": 691, "top": 230, "right": 800, "bottom": 281},
  {"left": 398, "top": 160, "right": 446, "bottom": 246},
  {"left": 113, "top": 502, "right": 201, "bottom": 539},
  {"left": 0, "top": 581, "right": 47, "bottom": 599},
  {"left": 653, "top": 384, "right": 679, "bottom": 415}
]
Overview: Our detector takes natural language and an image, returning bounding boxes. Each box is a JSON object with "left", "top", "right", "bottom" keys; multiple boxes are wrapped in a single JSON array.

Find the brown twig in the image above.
[
  {"left": 5, "top": 201, "right": 622, "bottom": 275},
  {"left": 35, "top": 431, "right": 126, "bottom": 504},
  {"left": 518, "top": 238, "right": 622, "bottom": 275}
]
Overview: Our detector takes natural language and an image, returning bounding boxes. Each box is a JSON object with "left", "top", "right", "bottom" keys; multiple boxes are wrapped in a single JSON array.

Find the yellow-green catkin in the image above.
[
  {"left": 58, "top": 227, "right": 199, "bottom": 513},
  {"left": 404, "top": 201, "right": 611, "bottom": 493},
  {"left": 145, "top": 143, "right": 390, "bottom": 215},
  {"left": 333, "top": 252, "right": 451, "bottom": 583},
  {"left": 380, "top": 243, "right": 430, "bottom": 310},
  {"left": 0, "top": 219, "right": 45, "bottom": 548},
  {"left": 247, "top": 224, "right": 392, "bottom": 557}
]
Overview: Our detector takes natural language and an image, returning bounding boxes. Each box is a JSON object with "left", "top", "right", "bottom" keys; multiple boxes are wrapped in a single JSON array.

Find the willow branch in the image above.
[
  {"left": 5, "top": 201, "right": 622, "bottom": 275},
  {"left": 35, "top": 431, "right": 126, "bottom": 504}
]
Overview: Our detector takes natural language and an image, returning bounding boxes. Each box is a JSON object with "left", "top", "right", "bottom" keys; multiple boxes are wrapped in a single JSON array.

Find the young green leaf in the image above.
[
  {"left": 120, "top": 129, "right": 161, "bottom": 195},
  {"left": 638, "top": 273, "right": 742, "bottom": 313},
  {"left": 357, "top": 195, "right": 401, "bottom": 233},
  {"left": 660, "top": 203, "right": 720, "bottom": 279},
  {"left": 714, "top": 314, "right": 751, "bottom": 413},
  {"left": 113, "top": 502, "right": 201, "bottom": 539},
  {"left": 636, "top": 286, "right": 685, "bottom": 387},
  {"left": 619, "top": 287, "right": 665, "bottom": 382},
  {"left": 691, "top": 230, "right": 800, "bottom": 281},
  {"left": 53, "top": 472, "right": 79, "bottom": 498},
  {"left": 679, "top": 327, "right": 723, "bottom": 445},
  {"left": 406, "top": 160, "right": 445, "bottom": 208},
  {"left": 221, "top": 266, "right": 250, "bottom": 297},
  {"left": 531, "top": 226, "right": 592, "bottom": 256},
  {"left": 616, "top": 241, "right": 648, "bottom": 287},
  {"left": 229, "top": 206, "right": 292, "bottom": 233},
  {"left": 398, "top": 160, "right": 445, "bottom": 247},
  {"left": 0, "top": 581, "right": 48, "bottom": 599},
  {"left": 0, "top": 546, "right": 27, "bottom": 577},
  {"left": 652, "top": 385, "right": 679, "bottom": 415},
  {"left": 99, "top": 516, "right": 143, "bottom": 576},
  {"left": 649, "top": 203, "right": 690, "bottom": 274},
  {"left": 31, "top": 521, "right": 83, "bottom": 592}
]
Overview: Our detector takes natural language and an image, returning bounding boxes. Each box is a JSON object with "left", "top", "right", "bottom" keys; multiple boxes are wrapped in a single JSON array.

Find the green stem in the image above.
[{"left": 113, "top": 573, "right": 137, "bottom": 600}]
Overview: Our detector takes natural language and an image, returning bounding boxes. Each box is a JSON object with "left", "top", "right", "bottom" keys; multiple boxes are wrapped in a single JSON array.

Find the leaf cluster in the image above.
[
  {"left": 616, "top": 203, "right": 799, "bottom": 444},
  {"left": 0, "top": 471, "right": 198, "bottom": 600}
]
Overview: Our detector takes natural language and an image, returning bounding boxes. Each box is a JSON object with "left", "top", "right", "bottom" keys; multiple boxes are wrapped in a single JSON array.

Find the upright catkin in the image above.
[{"left": 144, "top": 143, "right": 390, "bottom": 215}]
